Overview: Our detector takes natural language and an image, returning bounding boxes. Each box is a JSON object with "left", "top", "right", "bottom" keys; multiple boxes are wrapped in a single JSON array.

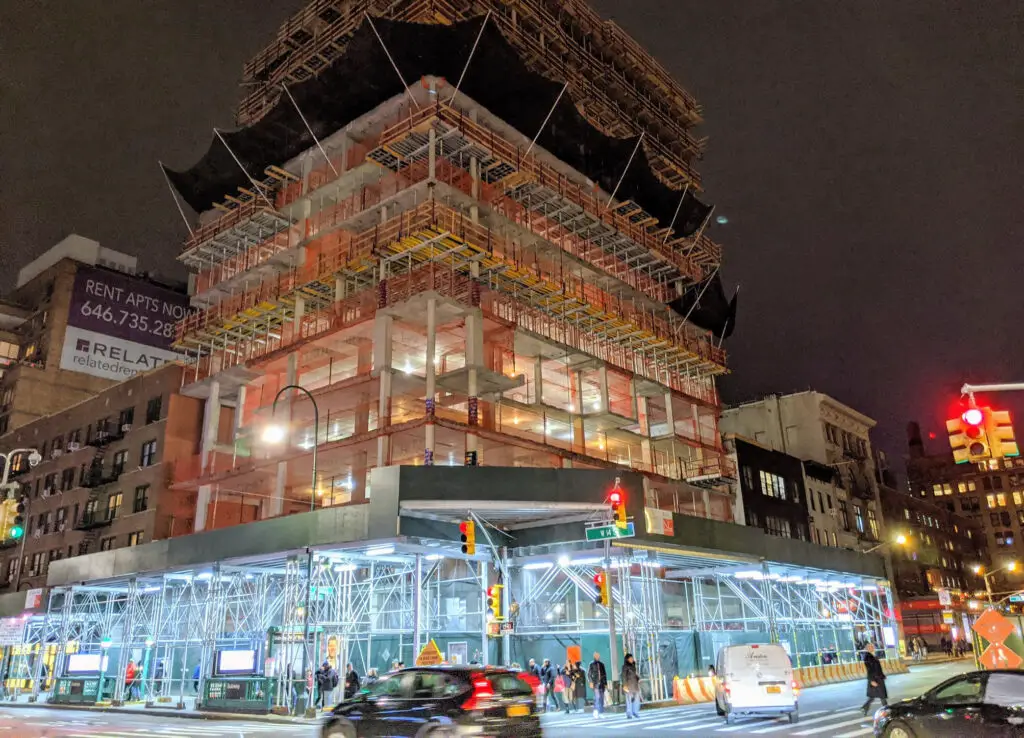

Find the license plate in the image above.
[
  {"left": 507, "top": 705, "right": 529, "bottom": 717},
  {"left": 766, "top": 686, "right": 781, "bottom": 694}
]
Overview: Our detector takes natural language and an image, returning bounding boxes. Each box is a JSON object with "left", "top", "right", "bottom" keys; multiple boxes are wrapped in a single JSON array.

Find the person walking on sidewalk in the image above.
[
  {"left": 621, "top": 653, "right": 641, "bottom": 719},
  {"left": 539, "top": 658, "right": 557, "bottom": 712},
  {"left": 587, "top": 652, "right": 608, "bottom": 720},
  {"left": 861, "top": 642, "right": 888, "bottom": 716}
]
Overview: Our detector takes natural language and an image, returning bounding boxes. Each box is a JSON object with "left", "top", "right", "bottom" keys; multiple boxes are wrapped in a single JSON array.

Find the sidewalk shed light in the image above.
[{"left": 262, "top": 423, "right": 287, "bottom": 444}]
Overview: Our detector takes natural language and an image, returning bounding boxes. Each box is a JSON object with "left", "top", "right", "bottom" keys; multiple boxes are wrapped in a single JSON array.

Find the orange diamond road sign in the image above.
[
  {"left": 973, "top": 608, "right": 1015, "bottom": 645},
  {"left": 980, "top": 643, "right": 1023, "bottom": 670}
]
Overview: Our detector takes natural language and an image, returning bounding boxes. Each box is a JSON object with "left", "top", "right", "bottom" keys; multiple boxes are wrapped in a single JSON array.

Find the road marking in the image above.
[
  {"left": 749, "top": 708, "right": 860, "bottom": 734},
  {"left": 632, "top": 713, "right": 719, "bottom": 730},
  {"left": 833, "top": 729, "right": 872, "bottom": 738},
  {"left": 792, "top": 716, "right": 873, "bottom": 735},
  {"left": 645, "top": 718, "right": 726, "bottom": 731}
]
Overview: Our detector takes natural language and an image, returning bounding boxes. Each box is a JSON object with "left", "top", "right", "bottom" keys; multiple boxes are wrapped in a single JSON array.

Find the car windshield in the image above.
[{"left": 929, "top": 675, "right": 984, "bottom": 706}]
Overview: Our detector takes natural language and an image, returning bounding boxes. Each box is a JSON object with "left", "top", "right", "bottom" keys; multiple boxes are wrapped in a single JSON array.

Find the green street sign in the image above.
[{"left": 585, "top": 522, "right": 635, "bottom": 541}]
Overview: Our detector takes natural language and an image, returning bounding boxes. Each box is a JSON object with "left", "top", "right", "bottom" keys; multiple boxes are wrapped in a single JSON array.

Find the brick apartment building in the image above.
[{"left": 0, "top": 363, "right": 203, "bottom": 592}]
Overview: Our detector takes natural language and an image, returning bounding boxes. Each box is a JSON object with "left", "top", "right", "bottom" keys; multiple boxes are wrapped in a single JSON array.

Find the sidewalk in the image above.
[
  {"left": 903, "top": 653, "right": 974, "bottom": 666},
  {"left": 0, "top": 692, "right": 322, "bottom": 724}
]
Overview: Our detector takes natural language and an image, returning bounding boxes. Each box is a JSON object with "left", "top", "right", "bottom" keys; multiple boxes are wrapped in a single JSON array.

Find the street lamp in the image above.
[
  {"left": 260, "top": 384, "right": 318, "bottom": 717},
  {"left": 861, "top": 532, "right": 909, "bottom": 555},
  {"left": 974, "top": 562, "right": 1020, "bottom": 603}
]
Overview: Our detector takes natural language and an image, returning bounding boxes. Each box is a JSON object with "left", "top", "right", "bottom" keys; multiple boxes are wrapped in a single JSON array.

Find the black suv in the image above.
[{"left": 322, "top": 666, "right": 542, "bottom": 738}]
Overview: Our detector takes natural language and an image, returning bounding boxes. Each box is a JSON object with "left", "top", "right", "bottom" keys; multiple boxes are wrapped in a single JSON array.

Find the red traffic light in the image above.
[
  {"left": 593, "top": 572, "right": 605, "bottom": 587},
  {"left": 459, "top": 521, "right": 469, "bottom": 535},
  {"left": 609, "top": 490, "right": 622, "bottom": 506},
  {"left": 487, "top": 585, "right": 498, "bottom": 597},
  {"left": 963, "top": 408, "right": 984, "bottom": 427}
]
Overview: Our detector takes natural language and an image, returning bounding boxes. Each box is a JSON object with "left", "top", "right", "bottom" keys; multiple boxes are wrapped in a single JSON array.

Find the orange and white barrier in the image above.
[{"left": 671, "top": 676, "right": 716, "bottom": 704}]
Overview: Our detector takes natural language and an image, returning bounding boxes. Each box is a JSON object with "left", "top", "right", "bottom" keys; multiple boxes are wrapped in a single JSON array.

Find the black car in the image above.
[
  {"left": 873, "top": 669, "right": 1024, "bottom": 737},
  {"left": 321, "top": 665, "right": 542, "bottom": 738}
]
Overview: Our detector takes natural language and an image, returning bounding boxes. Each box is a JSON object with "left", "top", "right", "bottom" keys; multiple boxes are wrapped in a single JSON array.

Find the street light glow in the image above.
[
  {"left": 973, "top": 564, "right": 983, "bottom": 575},
  {"left": 1010, "top": 561, "right": 1019, "bottom": 573},
  {"left": 895, "top": 534, "right": 907, "bottom": 545},
  {"left": 262, "top": 423, "right": 287, "bottom": 444}
]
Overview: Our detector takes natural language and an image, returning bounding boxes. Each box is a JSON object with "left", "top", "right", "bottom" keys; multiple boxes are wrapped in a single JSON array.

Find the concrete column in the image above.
[
  {"left": 293, "top": 295, "right": 306, "bottom": 338},
  {"left": 195, "top": 380, "right": 222, "bottom": 532},
  {"left": 339, "top": 132, "right": 350, "bottom": 173},
  {"left": 597, "top": 365, "right": 610, "bottom": 414},
  {"left": 334, "top": 276, "right": 346, "bottom": 302},
  {"left": 350, "top": 451, "right": 368, "bottom": 503},
  {"left": 235, "top": 385, "right": 247, "bottom": 435},
  {"left": 533, "top": 357, "right": 543, "bottom": 405},
  {"left": 465, "top": 311, "right": 483, "bottom": 465},
  {"left": 374, "top": 314, "right": 394, "bottom": 468},
  {"left": 664, "top": 391, "right": 676, "bottom": 437},
  {"left": 469, "top": 156, "right": 480, "bottom": 223},
  {"left": 428, "top": 128, "right": 437, "bottom": 181},
  {"left": 637, "top": 395, "right": 653, "bottom": 469},
  {"left": 424, "top": 298, "right": 437, "bottom": 465}
]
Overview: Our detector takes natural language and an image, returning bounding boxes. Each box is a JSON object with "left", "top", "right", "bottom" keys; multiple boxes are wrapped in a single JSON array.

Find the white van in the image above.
[{"left": 713, "top": 643, "right": 799, "bottom": 725}]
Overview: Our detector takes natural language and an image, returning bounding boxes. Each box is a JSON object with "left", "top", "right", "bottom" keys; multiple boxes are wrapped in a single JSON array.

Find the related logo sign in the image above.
[{"left": 59, "top": 266, "right": 191, "bottom": 381}]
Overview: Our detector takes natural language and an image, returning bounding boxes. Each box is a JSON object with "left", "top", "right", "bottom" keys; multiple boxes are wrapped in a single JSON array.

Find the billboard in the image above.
[{"left": 60, "top": 266, "right": 191, "bottom": 381}]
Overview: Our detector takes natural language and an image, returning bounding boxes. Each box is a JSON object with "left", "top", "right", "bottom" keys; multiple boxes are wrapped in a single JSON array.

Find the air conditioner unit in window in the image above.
[
  {"left": 121, "top": 423, "right": 132, "bottom": 433},
  {"left": 68, "top": 442, "right": 80, "bottom": 452},
  {"left": 32, "top": 529, "right": 41, "bottom": 539},
  {"left": 42, "top": 487, "right": 55, "bottom": 498},
  {"left": 58, "top": 522, "right": 66, "bottom": 533},
  {"left": 51, "top": 449, "right": 63, "bottom": 459}
]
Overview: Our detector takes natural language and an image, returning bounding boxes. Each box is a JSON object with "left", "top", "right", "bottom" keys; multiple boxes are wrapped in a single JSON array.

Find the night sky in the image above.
[{"left": 1, "top": 1, "right": 1021, "bottom": 461}]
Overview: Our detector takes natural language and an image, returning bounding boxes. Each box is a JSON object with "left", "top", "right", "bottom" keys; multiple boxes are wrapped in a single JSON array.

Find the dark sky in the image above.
[{"left": 1, "top": 1, "right": 1021, "bottom": 460}]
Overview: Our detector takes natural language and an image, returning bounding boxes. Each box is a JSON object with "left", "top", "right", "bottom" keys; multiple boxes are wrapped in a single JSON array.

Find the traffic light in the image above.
[
  {"left": 487, "top": 584, "right": 503, "bottom": 621},
  {"left": 609, "top": 487, "right": 627, "bottom": 528},
  {"left": 593, "top": 570, "right": 610, "bottom": 607},
  {"left": 10, "top": 499, "right": 25, "bottom": 540},
  {"left": 460, "top": 520, "right": 476, "bottom": 555},
  {"left": 986, "top": 409, "right": 1019, "bottom": 460},
  {"left": 948, "top": 406, "right": 991, "bottom": 464}
]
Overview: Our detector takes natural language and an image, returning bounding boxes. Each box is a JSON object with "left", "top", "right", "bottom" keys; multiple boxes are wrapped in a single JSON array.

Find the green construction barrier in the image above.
[
  {"left": 50, "top": 676, "right": 117, "bottom": 705},
  {"left": 202, "top": 677, "right": 274, "bottom": 714}
]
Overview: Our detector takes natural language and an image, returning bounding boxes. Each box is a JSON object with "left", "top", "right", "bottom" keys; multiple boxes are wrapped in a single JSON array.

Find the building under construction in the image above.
[{"left": 165, "top": 0, "right": 737, "bottom": 529}]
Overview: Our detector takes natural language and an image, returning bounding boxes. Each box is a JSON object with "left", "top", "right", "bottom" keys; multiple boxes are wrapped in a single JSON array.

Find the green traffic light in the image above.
[{"left": 9, "top": 526, "right": 23, "bottom": 540}]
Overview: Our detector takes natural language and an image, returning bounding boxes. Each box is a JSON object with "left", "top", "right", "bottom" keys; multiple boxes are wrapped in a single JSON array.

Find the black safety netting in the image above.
[
  {"left": 669, "top": 272, "right": 737, "bottom": 338},
  {"left": 164, "top": 16, "right": 712, "bottom": 242}
]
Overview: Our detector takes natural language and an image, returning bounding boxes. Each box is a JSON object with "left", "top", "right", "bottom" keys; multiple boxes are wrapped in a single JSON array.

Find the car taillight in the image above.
[
  {"left": 792, "top": 680, "right": 800, "bottom": 696},
  {"left": 461, "top": 678, "right": 495, "bottom": 711}
]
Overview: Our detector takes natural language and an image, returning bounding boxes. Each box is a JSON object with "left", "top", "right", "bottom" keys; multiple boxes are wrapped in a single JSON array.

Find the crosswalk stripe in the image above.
[
  {"left": 833, "top": 729, "right": 872, "bottom": 738},
  {"left": 792, "top": 716, "right": 872, "bottom": 735},
  {"left": 638, "top": 714, "right": 718, "bottom": 730},
  {"left": 646, "top": 718, "right": 726, "bottom": 732},
  {"left": 750, "top": 708, "right": 860, "bottom": 734}
]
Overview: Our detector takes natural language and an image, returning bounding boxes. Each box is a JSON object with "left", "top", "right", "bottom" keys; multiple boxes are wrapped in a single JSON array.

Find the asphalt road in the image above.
[
  {"left": 0, "top": 661, "right": 972, "bottom": 737},
  {"left": 542, "top": 660, "right": 974, "bottom": 738}
]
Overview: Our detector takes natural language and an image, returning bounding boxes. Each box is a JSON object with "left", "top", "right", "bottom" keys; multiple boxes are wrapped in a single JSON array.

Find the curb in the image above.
[{"left": 0, "top": 701, "right": 320, "bottom": 724}]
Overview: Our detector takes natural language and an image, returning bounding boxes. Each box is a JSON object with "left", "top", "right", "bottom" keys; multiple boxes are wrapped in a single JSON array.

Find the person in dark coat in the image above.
[
  {"left": 572, "top": 661, "right": 587, "bottom": 712},
  {"left": 587, "top": 652, "right": 608, "bottom": 719},
  {"left": 538, "top": 659, "right": 557, "bottom": 712},
  {"left": 343, "top": 663, "right": 360, "bottom": 700},
  {"left": 861, "top": 642, "right": 888, "bottom": 715},
  {"left": 621, "top": 653, "right": 641, "bottom": 719}
]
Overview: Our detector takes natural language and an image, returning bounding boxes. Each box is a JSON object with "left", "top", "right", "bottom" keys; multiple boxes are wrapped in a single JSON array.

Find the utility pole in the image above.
[{"left": 604, "top": 539, "right": 619, "bottom": 703}]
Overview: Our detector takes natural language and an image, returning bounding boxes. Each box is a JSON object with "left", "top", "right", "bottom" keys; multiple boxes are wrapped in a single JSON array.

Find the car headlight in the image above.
[{"left": 873, "top": 706, "right": 890, "bottom": 726}]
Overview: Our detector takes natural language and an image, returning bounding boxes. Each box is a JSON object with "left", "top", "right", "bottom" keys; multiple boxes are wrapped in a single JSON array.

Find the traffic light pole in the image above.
[
  {"left": 961, "top": 382, "right": 1024, "bottom": 398},
  {"left": 604, "top": 540, "right": 619, "bottom": 703}
]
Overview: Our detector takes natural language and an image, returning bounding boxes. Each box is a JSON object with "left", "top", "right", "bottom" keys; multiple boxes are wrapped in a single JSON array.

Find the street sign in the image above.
[
  {"left": 937, "top": 588, "right": 952, "bottom": 606},
  {"left": 415, "top": 639, "right": 444, "bottom": 666},
  {"left": 980, "top": 643, "right": 1023, "bottom": 670},
  {"left": 585, "top": 522, "right": 635, "bottom": 541},
  {"left": 973, "top": 608, "right": 1015, "bottom": 645},
  {"left": 499, "top": 621, "right": 515, "bottom": 635},
  {"left": 0, "top": 617, "right": 26, "bottom": 646},
  {"left": 1008, "top": 593, "right": 1024, "bottom": 603},
  {"left": 941, "top": 610, "right": 954, "bottom": 624}
]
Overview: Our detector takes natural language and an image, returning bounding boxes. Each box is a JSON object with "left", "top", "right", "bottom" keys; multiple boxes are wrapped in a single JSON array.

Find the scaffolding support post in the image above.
[
  {"left": 479, "top": 560, "right": 489, "bottom": 666},
  {"left": 413, "top": 553, "right": 424, "bottom": 660},
  {"left": 761, "top": 560, "right": 779, "bottom": 643}
]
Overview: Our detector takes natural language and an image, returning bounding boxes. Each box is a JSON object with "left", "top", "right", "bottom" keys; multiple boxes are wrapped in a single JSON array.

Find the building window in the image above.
[
  {"left": 993, "top": 476, "right": 1004, "bottom": 490},
  {"left": 991, "top": 512, "right": 1002, "bottom": 526},
  {"left": 868, "top": 509, "right": 880, "bottom": 539},
  {"left": 1000, "top": 511, "right": 1011, "bottom": 526},
  {"left": 997, "top": 493, "right": 1007, "bottom": 507},
  {"left": 854, "top": 506, "right": 865, "bottom": 533},
  {"left": 140, "top": 440, "right": 157, "bottom": 467},
  {"left": 145, "top": 396, "right": 162, "bottom": 424},
  {"left": 60, "top": 467, "right": 75, "bottom": 491},
  {"left": 99, "top": 537, "right": 115, "bottom": 552},
  {"left": 830, "top": 530, "right": 838, "bottom": 546},
  {"left": 5, "top": 559, "right": 16, "bottom": 582},
  {"left": 29, "top": 552, "right": 46, "bottom": 577},
  {"left": 132, "top": 485, "right": 149, "bottom": 513},
  {"left": 758, "top": 470, "right": 786, "bottom": 500},
  {"left": 119, "top": 407, "right": 134, "bottom": 431},
  {"left": 128, "top": 531, "right": 144, "bottom": 547},
  {"left": 764, "top": 516, "right": 792, "bottom": 538},
  {"left": 112, "top": 450, "right": 127, "bottom": 477},
  {"left": 838, "top": 500, "right": 850, "bottom": 531},
  {"left": 106, "top": 492, "right": 122, "bottom": 520},
  {"left": 809, "top": 491, "right": 817, "bottom": 512}
]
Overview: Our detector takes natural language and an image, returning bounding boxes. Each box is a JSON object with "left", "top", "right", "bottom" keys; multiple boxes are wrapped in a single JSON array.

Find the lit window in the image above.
[
  {"left": 943, "top": 483, "right": 953, "bottom": 495},
  {"left": 997, "top": 493, "right": 1007, "bottom": 507},
  {"left": 932, "top": 484, "right": 943, "bottom": 497},
  {"left": 758, "top": 471, "right": 787, "bottom": 501},
  {"left": 1013, "top": 491, "right": 1023, "bottom": 506},
  {"left": 988, "top": 494, "right": 997, "bottom": 509}
]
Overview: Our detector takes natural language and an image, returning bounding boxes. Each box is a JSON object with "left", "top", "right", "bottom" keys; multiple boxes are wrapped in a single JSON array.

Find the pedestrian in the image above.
[
  {"left": 125, "top": 659, "right": 137, "bottom": 701},
  {"left": 570, "top": 661, "right": 585, "bottom": 713},
  {"left": 364, "top": 668, "right": 379, "bottom": 687},
  {"left": 621, "top": 653, "right": 640, "bottom": 719},
  {"left": 154, "top": 660, "right": 165, "bottom": 697},
  {"left": 192, "top": 663, "right": 201, "bottom": 695},
  {"left": 587, "top": 652, "right": 608, "bottom": 720},
  {"left": 527, "top": 658, "right": 540, "bottom": 679},
  {"left": 343, "top": 663, "right": 360, "bottom": 700},
  {"left": 315, "top": 661, "right": 337, "bottom": 708},
  {"left": 553, "top": 665, "right": 566, "bottom": 712},
  {"left": 860, "top": 642, "right": 888, "bottom": 716},
  {"left": 539, "top": 658, "right": 556, "bottom": 712}
]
